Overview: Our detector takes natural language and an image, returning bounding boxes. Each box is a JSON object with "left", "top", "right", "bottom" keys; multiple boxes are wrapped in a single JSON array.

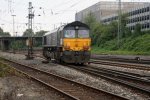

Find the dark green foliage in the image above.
[
  {"left": 34, "top": 30, "right": 47, "bottom": 37},
  {"left": 33, "top": 38, "right": 43, "bottom": 47},
  {"left": 84, "top": 13, "right": 149, "bottom": 55},
  {"left": 132, "top": 24, "right": 142, "bottom": 37},
  {"left": 22, "top": 29, "right": 34, "bottom": 37},
  {"left": 92, "top": 33, "right": 150, "bottom": 55},
  {"left": 121, "top": 34, "right": 150, "bottom": 52},
  {"left": 0, "top": 27, "right": 11, "bottom": 37},
  {"left": 10, "top": 40, "right": 26, "bottom": 50},
  {"left": 84, "top": 13, "right": 119, "bottom": 46},
  {"left": 3, "top": 32, "right": 11, "bottom": 36}
]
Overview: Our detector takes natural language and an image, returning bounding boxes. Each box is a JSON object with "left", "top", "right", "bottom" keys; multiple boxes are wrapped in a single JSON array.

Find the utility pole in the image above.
[
  {"left": 12, "top": 14, "right": 16, "bottom": 53},
  {"left": 118, "top": 0, "right": 122, "bottom": 48},
  {"left": 26, "top": 2, "right": 34, "bottom": 59}
]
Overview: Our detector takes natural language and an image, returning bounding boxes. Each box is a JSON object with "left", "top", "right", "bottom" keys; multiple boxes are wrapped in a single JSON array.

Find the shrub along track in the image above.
[
  {"left": 0, "top": 57, "right": 128, "bottom": 100},
  {"left": 65, "top": 64, "right": 150, "bottom": 95}
]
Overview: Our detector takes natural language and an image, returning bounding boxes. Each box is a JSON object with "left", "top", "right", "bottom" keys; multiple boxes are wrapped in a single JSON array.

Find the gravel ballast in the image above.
[
  {"left": 0, "top": 76, "right": 68, "bottom": 100},
  {"left": 0, "top": 51, "right": 150, "bottom": 100}
]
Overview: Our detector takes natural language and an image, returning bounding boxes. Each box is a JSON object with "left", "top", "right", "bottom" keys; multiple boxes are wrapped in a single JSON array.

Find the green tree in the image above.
[
  {"left": 84, "top": 12, "right": 96, "bottom": 28},
  {"left": 10, "top": 40, "right": 26, "bottom": 50},
  {"left": 3, "top": 32, "right": 11, "bottom": 37},
  {"left": 0, "top": 27, "right": 11, "bottom": 37},
  {"left": 120, "top": 14, "right": 132, "bottom": 38},
  {"left": 133, "top": 23, "right": 142, "bottom": 37},
  {"left": 34, "top": 30, "right": 47, "bottom": 36},
  {"left": 0, "top": 27, "right": 3, "bottom": 35},
  {"left": 22, "top": 29, "right": 34, "bottom": 37}
]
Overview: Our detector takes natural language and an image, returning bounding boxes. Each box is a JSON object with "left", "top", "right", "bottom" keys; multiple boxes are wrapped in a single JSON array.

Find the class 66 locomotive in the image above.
[{"left": 43, "top": 21, "right": 91, "bottom": 64}]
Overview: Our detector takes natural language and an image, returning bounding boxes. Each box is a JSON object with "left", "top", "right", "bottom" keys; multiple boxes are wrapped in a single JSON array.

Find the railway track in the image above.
[
  {"left": 90, "top": 59, "right": 150, "bottom": 71},
  {"left": 0, "top": 57, "right": 128, "bottom": 100},
  {"left": 66, "top": 64, "right": 150, "bottom": 94},
  {"left": 91, "top": 55, "right": 150, "bottom": 64},
  {"left": 2, "top": 51, "right": 150, "bottom": 94}
]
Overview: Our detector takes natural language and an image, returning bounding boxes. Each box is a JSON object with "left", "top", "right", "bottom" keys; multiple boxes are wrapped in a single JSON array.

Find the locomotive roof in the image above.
[
  {"left": 44, "top": 28, "right": 58, "bottom": 36},
  {"left": 44, "top": 21, "right": 89, "bottom": 36},
  {"left": 64, "top": 21, "right": 89, "bottom": 29}
]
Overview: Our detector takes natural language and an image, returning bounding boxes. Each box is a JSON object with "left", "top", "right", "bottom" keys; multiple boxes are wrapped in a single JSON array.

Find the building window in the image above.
[
  {"left": 131, "top": 11, "right": 133, "bottom": 16},
  {"left": 140, "top": 9, "right": 142, "bottom": 13},
  {"left": 145, "top": 16, "right": 147, "bottom": 20},
  {"left": 128, "top": 19, "right": 130, "bottom": 24},
  {"left": 133, "top": 11, "right": 136, "bottom": 15},
  {"left": 137, "top": 17, "right": 140, "bottom": 22},
  {"left": 137, "top": 9, "right": 140, "bottom": 14},
  {"left": 142, "top": 16, "right": 144, "bottom": 21},
  {"left": 147, "top": 7, "right": 150, "bottom": 12},
  {"left": 147, "top": 15, "right": 150, "bottom": 20},
  {"left": 147, "top": 23, "right": 150, "bottom": 28},
  {"left": 131, "top": 26, "right": 135, "bottom": 30},
  {"left": 144, "top": 8, "right": 147, "bottom": 12},
  {"left": 142, "top": 24, "right": 145, "bottom": 29},
  {"left": 133, "top": 18, "right": 135, "bottom": 23},
  {"left": 142, "top": 8, "right": 144, "bottom": 13},
  {"left": 133, "top": 26, "right": 135, "bottom": 30},
  {"left": 135, "top": 10, "right": 138, "bottom": 15}
]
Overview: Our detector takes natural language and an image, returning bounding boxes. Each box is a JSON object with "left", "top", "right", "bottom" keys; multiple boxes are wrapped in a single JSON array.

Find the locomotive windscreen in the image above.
[
  {"left": 78, "top": 30, "right": 89, "bottom": 38},
  {"left": 64, "top": 30, "right": 75, "bottom": 38},
  {"left": 64, "top": 27, "right": 89, "bottom": 38}
]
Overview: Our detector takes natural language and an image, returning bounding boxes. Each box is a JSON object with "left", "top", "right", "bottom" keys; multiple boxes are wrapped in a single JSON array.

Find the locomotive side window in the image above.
[
  {"left": 64, "top": 30, "right": 75, "bottom": 38},
  {"left": 78, "top": 30, "right": 89, "bottom": 38}
]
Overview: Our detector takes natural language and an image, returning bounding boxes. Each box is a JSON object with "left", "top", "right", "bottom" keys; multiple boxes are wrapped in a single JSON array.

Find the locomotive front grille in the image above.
[{"left": 62, "top": 51, "right": 90, "bottom": 63}]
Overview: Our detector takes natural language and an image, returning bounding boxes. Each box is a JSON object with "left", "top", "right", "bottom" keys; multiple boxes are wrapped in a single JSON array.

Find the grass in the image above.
[
  {"left": 91, "top": 47, "right": 150, "bottom": 55},
  {"left": 0, "top": 60, "right": 17, "bottom": 77},
  {"left": 91, "top": 34, "right": 150, "bottom": 55}
]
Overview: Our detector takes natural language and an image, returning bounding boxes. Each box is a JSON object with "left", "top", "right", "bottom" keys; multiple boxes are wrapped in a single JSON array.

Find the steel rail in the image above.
[
  {"left": 66, "top": 65, "right": 150, "bottom": 94},
  {"left": 90, "top": 59, "right": 150, "bottom": 71},
  {"left": 91, "top": 56, "right": 150, "bottom": 64},
  {"left": 0, "top": 57, "right": 128, "bottom": 100}
]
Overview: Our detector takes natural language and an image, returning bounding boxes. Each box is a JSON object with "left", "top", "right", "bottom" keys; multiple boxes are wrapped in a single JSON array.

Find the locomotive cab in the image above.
[{"left": 62, "top": 22, "right": 91, "bottom": 64}]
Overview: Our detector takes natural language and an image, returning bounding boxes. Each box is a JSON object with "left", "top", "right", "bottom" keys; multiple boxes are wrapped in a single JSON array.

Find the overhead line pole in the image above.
[
  {"left": 26, "top": 2, "right": 34, "bottom": 60},
  {"left": 12, "top": 14, "right": 16, "bottom": 53},
  {"left": 118, "top": 0, "right": 122, "bottom": 48}
]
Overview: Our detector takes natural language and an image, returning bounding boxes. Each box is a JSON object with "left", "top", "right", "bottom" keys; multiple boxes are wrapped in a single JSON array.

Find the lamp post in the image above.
[{"left": 12, "top": 14, "right": 16, "bottom": 53}]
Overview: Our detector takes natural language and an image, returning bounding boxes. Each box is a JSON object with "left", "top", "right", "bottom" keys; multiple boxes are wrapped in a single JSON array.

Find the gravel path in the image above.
[
  {"left": 0, "top": 76, "right": 67, "bottom": 100},
  {"left": 0, "top": 51, "right": 150, "bottom": 100}
]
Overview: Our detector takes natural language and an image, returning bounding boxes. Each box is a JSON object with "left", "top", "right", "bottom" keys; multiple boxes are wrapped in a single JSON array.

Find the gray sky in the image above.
[{"left": 0, "top": 0, "right": 149, "bottom": 36}]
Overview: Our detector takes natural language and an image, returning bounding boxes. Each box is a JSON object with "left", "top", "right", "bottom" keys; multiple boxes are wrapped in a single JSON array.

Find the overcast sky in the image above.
[{"left": 0, "top": 0, "right": 150, "bottom": 36}]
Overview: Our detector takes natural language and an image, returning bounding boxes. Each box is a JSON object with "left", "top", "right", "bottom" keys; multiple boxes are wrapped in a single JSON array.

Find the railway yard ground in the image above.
[{"left": 0, "top": 51, "right": 150, "bottom": 100}]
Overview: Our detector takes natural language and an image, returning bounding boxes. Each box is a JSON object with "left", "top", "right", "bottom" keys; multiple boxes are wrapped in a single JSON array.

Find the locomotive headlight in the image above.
[
  {"left": 83, "top": 46, "right": 89, "bottom": 51},
  {"left": 75, "top": 26, "right": 79, "bottom": 30},
  {"left": 64, "top": 46, "right": 70, "bottom": 50},
  {"left": 64, "top": 43, "right": 71, "bottom": 50}
]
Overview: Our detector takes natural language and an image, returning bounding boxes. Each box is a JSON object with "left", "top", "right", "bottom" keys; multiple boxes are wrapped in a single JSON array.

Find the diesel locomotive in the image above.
[{"left": 42, "top": 21, "right": 91, "bottom": 64}]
